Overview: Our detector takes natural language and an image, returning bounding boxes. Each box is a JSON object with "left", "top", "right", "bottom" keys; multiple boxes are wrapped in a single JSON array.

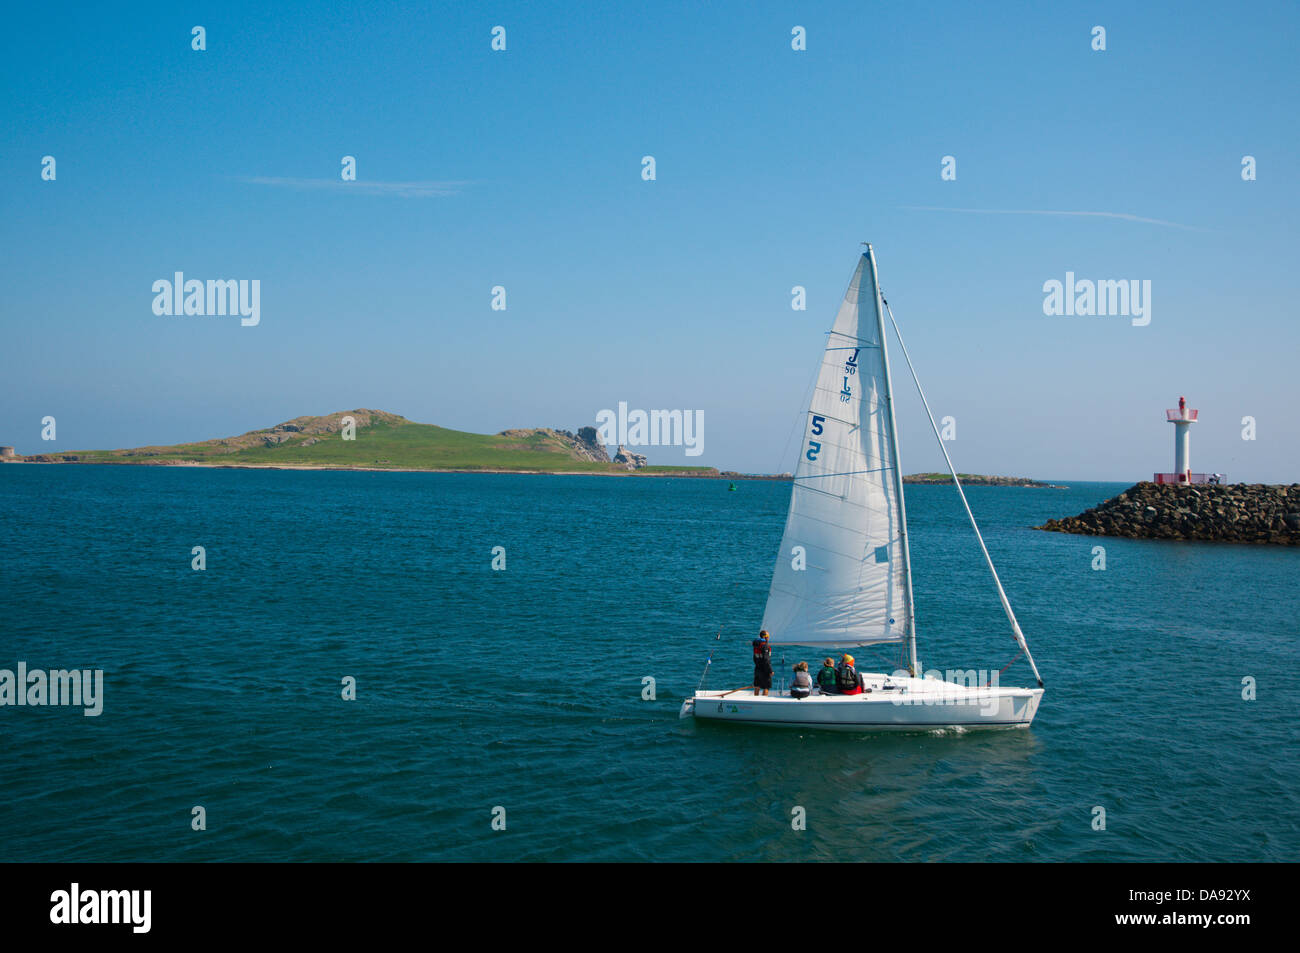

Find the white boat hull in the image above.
[{"left": 681, "top": 673, "right": 1042, "bottom": 731}]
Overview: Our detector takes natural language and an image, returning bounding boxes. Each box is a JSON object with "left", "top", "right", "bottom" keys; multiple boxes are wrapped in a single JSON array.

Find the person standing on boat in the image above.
[
  {"left": 817, "top": 657, "right": 838, "bottom": 694},
  {"left": 751, "top": 630, "right": 773, "bottom": 696},
  {"left": 836, "top": 654, "right": 864, "bottom": 695}
]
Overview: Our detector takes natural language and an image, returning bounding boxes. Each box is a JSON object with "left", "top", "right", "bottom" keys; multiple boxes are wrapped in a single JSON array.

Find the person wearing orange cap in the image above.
[{"left": 835, "top": 653, "right": 864, "bottom": 695}]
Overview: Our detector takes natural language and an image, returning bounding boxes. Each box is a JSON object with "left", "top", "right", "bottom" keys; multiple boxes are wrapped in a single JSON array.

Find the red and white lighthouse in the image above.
[{"left": 1155, "top": 397, "right": 1218, "bottom": 484}]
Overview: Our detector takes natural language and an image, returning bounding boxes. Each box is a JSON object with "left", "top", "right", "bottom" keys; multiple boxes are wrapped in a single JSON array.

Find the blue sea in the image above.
[{"left": 1, "top": 466, "right": 1296, "bottom": 862}]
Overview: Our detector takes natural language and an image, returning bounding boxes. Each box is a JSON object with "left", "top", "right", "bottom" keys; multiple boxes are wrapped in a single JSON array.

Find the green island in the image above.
[
  {"left": 2, "top": 410, "right": 1059, "bottom": 486},
  {"left": 7, "top": 409, "right": 726, "bottom": 477}
]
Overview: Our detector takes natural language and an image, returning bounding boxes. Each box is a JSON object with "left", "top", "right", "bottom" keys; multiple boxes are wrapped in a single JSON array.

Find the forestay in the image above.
[{"left": 761, "top": 252, "right": 912, "bottom": 648}]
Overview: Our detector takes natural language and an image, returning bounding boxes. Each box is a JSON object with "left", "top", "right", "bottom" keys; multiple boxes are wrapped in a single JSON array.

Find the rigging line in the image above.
[
  {"left": 826, "top": 330, "right": 882, "bottom": 347},
  {"left": 695, "top": 657, "right": 712, "bottom": 692},
  {"left": 710, "top": 577, "right": 744, "bottom": 643},
  {"left": 982, "top": 648, "right": 1025, "bottom": 687},
  {"left": 794, "top": 466, "right": 894, "bottom": 480},
  {"left": 698, "top": 576, "right": 744, "bottom": 691},
  {"left": 880, "top": 295, "right": 1044, "bottom": 689}
]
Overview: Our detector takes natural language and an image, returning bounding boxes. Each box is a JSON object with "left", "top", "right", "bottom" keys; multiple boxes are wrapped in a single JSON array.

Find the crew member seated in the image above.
[
  {"left": 789, "top": 661, "right": 812, "bottom": 699},
  {"left": 836, "top": 654, "right": 864, "bottom": 695},
  {"left": 817, "top": 657, "right": 838, "bottom": 694}
]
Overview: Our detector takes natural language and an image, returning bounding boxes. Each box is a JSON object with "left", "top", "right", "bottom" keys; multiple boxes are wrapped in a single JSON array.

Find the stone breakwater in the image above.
[{"left": 1037, "top": 482, "right": 1300, "bottom": 544}]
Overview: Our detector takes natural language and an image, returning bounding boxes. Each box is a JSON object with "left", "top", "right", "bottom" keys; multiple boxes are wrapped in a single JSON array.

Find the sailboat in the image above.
[{"left": 680, "top": 245, "right": 1044, "bottom": 730}]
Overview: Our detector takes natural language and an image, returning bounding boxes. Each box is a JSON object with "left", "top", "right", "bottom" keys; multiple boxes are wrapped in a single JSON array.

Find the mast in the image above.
[{"left": 865, "top": 245, "right": 918, "bottom": 676}]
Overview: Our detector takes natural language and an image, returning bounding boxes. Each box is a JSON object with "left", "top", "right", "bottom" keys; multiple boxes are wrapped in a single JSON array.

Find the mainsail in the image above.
[{"left": 761, "top": 249, "right": 914, "bottom": 649}]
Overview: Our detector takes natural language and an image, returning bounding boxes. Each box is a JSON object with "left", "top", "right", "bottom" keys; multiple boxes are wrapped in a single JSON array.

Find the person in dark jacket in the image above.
[
  {"left": 817, "top": 657, "right": 838, "bottom": 694},
  {"left": 751, "top": 630, "right": 773, "bottom": 696},
  {"left": 836, "top": 654, "right": 864, "bottom": 695}
]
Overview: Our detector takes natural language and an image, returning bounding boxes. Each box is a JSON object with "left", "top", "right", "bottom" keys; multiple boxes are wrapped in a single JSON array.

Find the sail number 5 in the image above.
[{"left": 806, "top": 415, "right": 826, "bottom": 460}]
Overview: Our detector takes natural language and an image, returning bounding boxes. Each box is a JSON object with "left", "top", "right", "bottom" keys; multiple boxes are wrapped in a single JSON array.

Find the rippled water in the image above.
[{"left": 1, "top": 466, "right": 1296, "bottom": 861}]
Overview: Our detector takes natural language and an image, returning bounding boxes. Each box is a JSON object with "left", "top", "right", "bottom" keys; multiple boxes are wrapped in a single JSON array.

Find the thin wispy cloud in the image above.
[
  {"left": 902, "top": 205, "right": 1206, "bottom": 231},
  {"left": 238, "top": 176, "right": 468, "bottom": 198}
]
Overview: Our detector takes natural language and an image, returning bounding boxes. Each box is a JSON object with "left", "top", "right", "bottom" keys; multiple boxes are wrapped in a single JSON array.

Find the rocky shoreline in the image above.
[
  {"left": 1037, "top": 482, "right": 1300, "bottom": 544},
  {"left": 903, "top": 473, "right": 1065, "bottom": 488}
]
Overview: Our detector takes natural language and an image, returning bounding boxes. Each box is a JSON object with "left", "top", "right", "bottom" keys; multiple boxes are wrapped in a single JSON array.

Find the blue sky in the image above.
[{"left": 2, "top": 1, "right": 1297, "bottom": 480}]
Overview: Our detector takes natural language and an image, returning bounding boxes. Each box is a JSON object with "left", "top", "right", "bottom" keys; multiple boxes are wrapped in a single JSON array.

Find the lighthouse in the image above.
[{"left": 1155, "top": 396, "right": 1216, "bottom": 485}]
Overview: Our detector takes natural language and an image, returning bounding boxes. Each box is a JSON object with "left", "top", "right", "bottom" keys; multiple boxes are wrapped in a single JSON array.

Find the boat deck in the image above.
[{"left": 683, "top": 673, "right": 1043, "bottom": 730}]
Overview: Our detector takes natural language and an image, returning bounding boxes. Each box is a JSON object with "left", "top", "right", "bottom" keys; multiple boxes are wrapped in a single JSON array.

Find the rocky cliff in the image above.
[
  {"left": 612, "top": 445, "right": 648, "bottom": 469},
  {"left": 549, "top": 427, "right": 610, "bottom": 464},
  {"left": 1037, "top": 482, "right": 1300, "bottom": 544}
]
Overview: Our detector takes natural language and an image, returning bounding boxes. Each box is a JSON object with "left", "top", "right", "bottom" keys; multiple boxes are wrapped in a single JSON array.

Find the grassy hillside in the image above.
[
  {"left": 31, "top": 410, "right": 719, "bottom": 475},
  {"left": 198, "top": 420, "right": 612, "bottom": 471}
]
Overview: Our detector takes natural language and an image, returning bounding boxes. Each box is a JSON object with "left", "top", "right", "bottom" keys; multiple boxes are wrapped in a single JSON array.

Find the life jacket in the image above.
[
  {"left": 752, "top": 639, "right": 772, "bottom": 666},
  {"left": 836, "top": 663, "right": 860, "bottom": 693},
  {"left": 817, "top": 667, "right": 838, "bottom": 691}
]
